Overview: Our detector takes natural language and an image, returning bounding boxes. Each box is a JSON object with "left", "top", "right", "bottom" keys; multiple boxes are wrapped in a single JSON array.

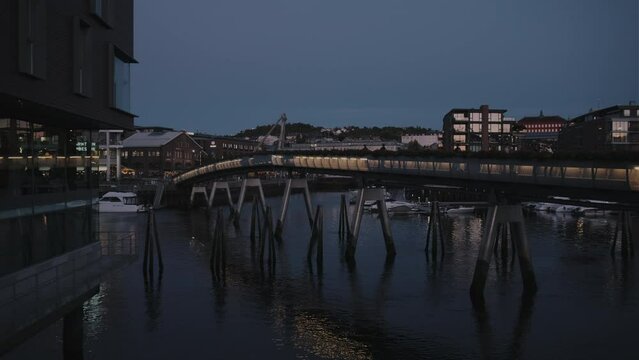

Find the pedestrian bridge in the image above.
[
  {"left": 171, "top": 153, "right": 638, "bottom": 299},
  {"left": 173, "top": 154, "right": 639, "bottom": 203}
]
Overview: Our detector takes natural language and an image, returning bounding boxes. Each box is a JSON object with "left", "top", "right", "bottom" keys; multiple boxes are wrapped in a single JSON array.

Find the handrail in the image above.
[{"left": 173, "top": 154, "right": 639, "bottom": 193}]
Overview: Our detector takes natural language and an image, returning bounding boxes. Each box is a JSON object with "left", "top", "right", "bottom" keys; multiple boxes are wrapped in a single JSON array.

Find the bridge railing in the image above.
[{"left": 173, "top": 154, "right": 639, "bottom": 193}]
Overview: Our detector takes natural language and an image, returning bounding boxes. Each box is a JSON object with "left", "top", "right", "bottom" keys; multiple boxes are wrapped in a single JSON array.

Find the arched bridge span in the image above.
[{"left": 172, "top": 154, "right": 639, "bottom": 204}]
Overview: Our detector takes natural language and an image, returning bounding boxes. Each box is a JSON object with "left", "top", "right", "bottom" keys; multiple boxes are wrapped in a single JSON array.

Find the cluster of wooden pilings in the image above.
[
  {"left": 190, "top": 182, "right": 543, "bottom": 301},
  {"left": 248, "top": 197, "right": 277, "bottom": 271}
]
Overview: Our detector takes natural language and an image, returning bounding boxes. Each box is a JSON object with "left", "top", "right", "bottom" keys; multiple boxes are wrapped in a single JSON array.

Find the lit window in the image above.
[{"left": 624, "top": 110, "right": 631, "bottom": 117}]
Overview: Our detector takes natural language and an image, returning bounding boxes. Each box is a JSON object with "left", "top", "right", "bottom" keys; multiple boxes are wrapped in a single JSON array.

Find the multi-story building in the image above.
[
  {"left": 122, "top": 131, "right": 203, "bottom": 177},
  {"left": 191, "top": 133, "right": 259, "bottom": 162},
  {"left": 518, "top": 113, "right": 567, "bottom": 152},
  {"left": 443, "top": 105, "right": 516, "bottom": 152},
  {"left": 558, "top": 105, "right": 639, "bottom": 152},
  {"left": 0, "top": 0, "right": 135, "bottom": 354}
]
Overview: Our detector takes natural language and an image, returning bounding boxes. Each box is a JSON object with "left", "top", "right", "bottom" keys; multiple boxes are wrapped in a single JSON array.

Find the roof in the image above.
[
  {"left": 571, "top": 104, "right": 639, "bottom": 122},
  {"left": 123, "top": 131, "right": 200, "bottom": 148},
  {"left": 518, "top": 116, "right": 566, "bottom": 125},
  {"left": 446, "top": 106, "right": 508, "bottom": 116}
]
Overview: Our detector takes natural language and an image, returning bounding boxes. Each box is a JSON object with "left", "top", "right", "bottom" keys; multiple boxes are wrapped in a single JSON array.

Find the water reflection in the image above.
[
  {"left": 471, "top": 294, "right": 536, "bottom": 360},
  {"left": 143, "top": 271, "right": 163, "bottom": 332},
  {"left": 11, "top": 194, "right": 637, "bottom": 359}
]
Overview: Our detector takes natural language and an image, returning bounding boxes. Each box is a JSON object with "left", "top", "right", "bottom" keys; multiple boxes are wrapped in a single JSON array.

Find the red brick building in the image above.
[
  {"left": 122, "top": 131, "right": 202, "bottom": 177},
  {"left": 518, "top": 113, "right": 567, "bottom": 152}
]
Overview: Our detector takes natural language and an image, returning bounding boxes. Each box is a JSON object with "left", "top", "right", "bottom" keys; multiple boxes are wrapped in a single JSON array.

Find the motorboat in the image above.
[
  {"left": 532, "top": 202, "right": 559, "bottom": 212},
  {"left": 554, "top": 205, "right": 580, "bottom": 214},
  {"left": 98, "top": 192, "right": 146, "bottom": 212}
]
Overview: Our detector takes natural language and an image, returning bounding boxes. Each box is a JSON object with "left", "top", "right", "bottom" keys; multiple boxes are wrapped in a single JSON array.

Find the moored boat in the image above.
[{"left": 98, "top": 192, "right": 146, "bottom": 213}]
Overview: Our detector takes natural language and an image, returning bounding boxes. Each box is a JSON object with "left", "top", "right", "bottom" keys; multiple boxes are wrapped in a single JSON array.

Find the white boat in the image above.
[
  {"left": 533, "top": 202, "right": 558, "bottom": 212},
  {"left": 370, "top": 201, "right": 410, "bottom": 212},
  {"left": 446, "top": 206, "right": 475, "bottom": 214},
  {"left": 554, "top": 205, "right": 580, "bottom": 214},
  {"left": 98, "top": 192, "right": 146, "bottom": 212}
]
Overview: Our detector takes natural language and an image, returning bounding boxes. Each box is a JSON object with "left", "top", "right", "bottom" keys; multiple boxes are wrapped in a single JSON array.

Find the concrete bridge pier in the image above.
[
  {"left": 207, "top": 181, "right": 235, "bottom": 213},
  {"left": 235, "top": 178, "right": 267, "bottom": 220},
  {"left": 345, "top": 188, "right": 396, "bottom": 260},
  {"left": 189, "top": 186, "right": 209, "bottom": 207},
  {"left": 274, "top": 178, "right": 314, "bottom": 239},
  {"left": 470, "top": 204, "right": 537, "bottom": 299}
]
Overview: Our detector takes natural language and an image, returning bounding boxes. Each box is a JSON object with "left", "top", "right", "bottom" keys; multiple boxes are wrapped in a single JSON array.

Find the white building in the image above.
[{"left": 401, "top": 134, "right": 439, "bottom": 148}]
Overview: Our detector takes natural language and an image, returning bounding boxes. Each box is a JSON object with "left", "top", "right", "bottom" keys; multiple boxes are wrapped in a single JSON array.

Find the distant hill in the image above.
[
  {"left": 235, "top": 123, "right": 436, "bottom": 141},
  {"left": 235, "top": 123, "right": 322, "bottom": 138}
]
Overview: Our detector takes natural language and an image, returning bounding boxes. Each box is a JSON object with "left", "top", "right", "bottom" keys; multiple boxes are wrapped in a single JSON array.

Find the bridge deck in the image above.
[{"left": 173, "top": 154, "right": 639, "bottom": 204}]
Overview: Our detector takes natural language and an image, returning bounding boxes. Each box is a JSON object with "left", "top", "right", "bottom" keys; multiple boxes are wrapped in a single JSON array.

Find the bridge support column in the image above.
[
  {"left": 207, "top": 181, "right": 235, "bottom": 212},
  {"left": 345, "top": 188, "right": 396, "bottom": 260},
  {"left": 470, "top": 204, "right": 537, "bottom": 299},
  {"left": 189, "top": 186, "right": 209, "bottom": 207},
  {"left": 274, "top": 179, "right": 314, "bottom": 239},
  {"left": 235, "top": 178, "right": 266, "bottom": 219}
]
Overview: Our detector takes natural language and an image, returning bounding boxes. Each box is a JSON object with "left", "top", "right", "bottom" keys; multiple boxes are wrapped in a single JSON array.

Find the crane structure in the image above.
[{"left": 256, "top": 113, "right": 288, "bottom": 151}]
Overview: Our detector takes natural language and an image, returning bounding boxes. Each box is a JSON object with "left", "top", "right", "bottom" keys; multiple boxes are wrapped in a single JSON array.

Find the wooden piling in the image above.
[
  {"left": 316, "top": 207, "right": 324, "bottom": 266},
  {"left": 307, "top": 205, "right": 321, "bottom": 262},
  {"left": 152, "top": 209, "right": 164, "bottom": 272},
  {"left": 143, "top": 208, "right": 151, "bottom": 274},
  {"left": 250, "top": 196, "right": 258, "bottom": 242}
]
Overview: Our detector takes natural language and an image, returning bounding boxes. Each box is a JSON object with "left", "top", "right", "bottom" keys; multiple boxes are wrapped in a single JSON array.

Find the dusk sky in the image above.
[{"left": 133, "top": 0, "right": 638, "bottom": 135}]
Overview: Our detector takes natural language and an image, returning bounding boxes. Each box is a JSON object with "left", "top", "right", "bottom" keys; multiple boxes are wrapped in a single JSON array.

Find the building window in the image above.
[
  {"left": 623, "top": 109, "right": 631, "bottom": 117},
  {"left": 470, "top": 123, "right": 481, "bottom": 132},
  {"left": 73, "top": 18, "right": 92, "bottom": 97},
  {"left": 18, "top": 0, "right": 47, "bottom": 79},
  {"left": 112, "top": 49, "right": 132, "bottom": 112},
  {"left": 453, "top": 135, "right": 466, "bottom": 143},
  {"left": 453, "top": 124, "right": 466, "bottom": 132}
]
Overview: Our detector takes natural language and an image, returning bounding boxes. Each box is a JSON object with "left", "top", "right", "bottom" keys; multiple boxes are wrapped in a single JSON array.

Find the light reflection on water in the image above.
[{"left": 6, "top": 192, "right": 638, "bottom": 360}]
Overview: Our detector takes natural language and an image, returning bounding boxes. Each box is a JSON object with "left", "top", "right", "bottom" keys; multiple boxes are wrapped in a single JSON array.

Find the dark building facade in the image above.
[
  {"left": 0, "top": 1, "right": 135, "bottom": 353},
  {"left": 518, "top": 113, "right": 567, "bottom": 152},
  {"left": 558, "top": 105, "right": 639, "bottom": 152},
  {"left": 192, "top": 133, "right": 259, "bottom": 162},
  {"left": 443, "top": 105, "right": 516, "bottom": 152},
  {"left": 122, "top": 131, "right": 203, "bottom": 177}
]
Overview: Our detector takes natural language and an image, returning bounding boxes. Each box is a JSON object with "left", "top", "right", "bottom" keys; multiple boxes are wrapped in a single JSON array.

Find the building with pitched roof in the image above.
[
  {"left": 122, "top": 130, "right": 202, "bottom": 177},
  {"left": 517, "top": 112, "right": 567, "bottom": 152}
]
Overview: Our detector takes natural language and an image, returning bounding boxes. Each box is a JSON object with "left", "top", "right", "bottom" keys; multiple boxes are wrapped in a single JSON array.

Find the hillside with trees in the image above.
[{"left": 235, "top": 123, "right": 437, "bottom": 141}]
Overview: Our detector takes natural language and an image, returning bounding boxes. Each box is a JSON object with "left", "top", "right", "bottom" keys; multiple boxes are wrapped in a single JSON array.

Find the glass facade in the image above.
[
  {"left": 0, "top": 119, "right": 100, "bottom": 277},
  {"left": 113, "top": 54, "right": 131, "bottom": 112}
]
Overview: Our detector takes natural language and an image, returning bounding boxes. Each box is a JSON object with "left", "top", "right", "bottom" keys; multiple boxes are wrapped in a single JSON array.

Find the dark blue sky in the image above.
[{"left": 133, "top": 0, "right": 638, "bottom": 134}]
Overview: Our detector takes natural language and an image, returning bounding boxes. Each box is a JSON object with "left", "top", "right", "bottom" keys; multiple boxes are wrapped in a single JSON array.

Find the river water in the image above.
[{"left": 6, "top": 192, "right": 638, "bottom": 359}]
